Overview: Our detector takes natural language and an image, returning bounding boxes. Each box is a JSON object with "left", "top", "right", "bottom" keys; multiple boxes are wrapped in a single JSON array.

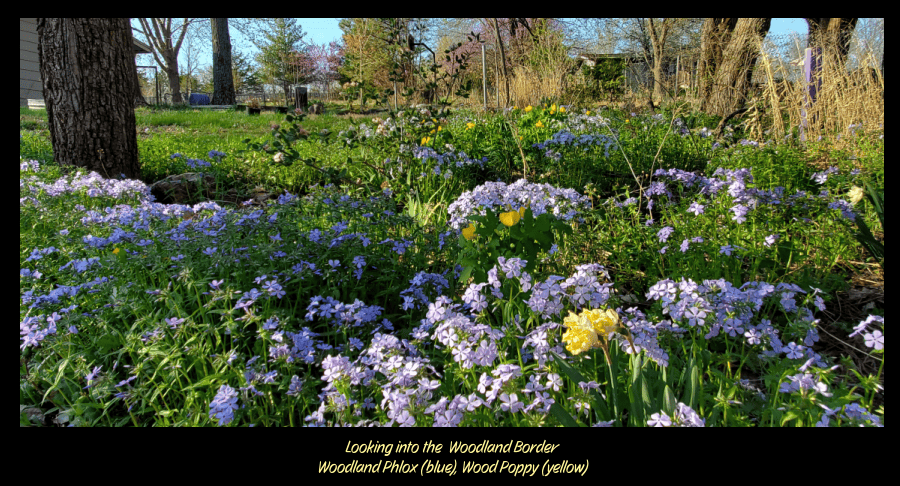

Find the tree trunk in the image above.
[
  {"left": 698, "top": 18, "right": 739, "bottom": 108},
  {"left": 164, "top": 51, "right": 183, "bottom": 103},
  {"left": 37, "top": 18, "right": 141, "bottom": 181},
  {"left": 647, "top": 19, "right": 673, "bottom": 104},
  {"left": 211, "top": 18, "right": 236, "bottom": 105},
  {"left": 805, "top": 18, "right": 858, "bottom": 68},
  {"left": 490, "top": 18, "right": 510, "bottom": 107},
  {"left": 132, "top": 62, "right": 149, "bottom": 107},
  {"left": 701, "top": 18, "right": 771, "bottom": 117}
]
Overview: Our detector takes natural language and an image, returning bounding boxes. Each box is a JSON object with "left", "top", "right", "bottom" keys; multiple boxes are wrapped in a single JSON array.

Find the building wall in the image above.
[
  {"left": 20, "top": 18, "right": 42, "bottom": 106},
  {"left": 20, "top": 18, "right": 151, "bottom": 107}
]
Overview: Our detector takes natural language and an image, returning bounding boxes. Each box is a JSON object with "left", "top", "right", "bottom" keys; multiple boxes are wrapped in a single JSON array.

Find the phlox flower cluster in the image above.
[
  {"left": 848, "top": 314, "right": 884, "bottom": 351},
  {"left": 20, "top": 313, "right": 62, "bottom": 349},
  {"left": 815, "top": 401, "right": 883, "bottom": 427},
  {"left": 447, "top": 179, "right": 590, "bottom": 230},
  {"left": 306, "top": 330, "right": 448, "bottom": 426},
  {"left": 775, "top": 354, "right": 883, "bottom": 426},
  {"left": 20, "top": 164, "right": 151, "bottom": 204},
  {"left": 432, "top": 312, "right": 503, "bottom": 369},
  {"left": 649, "top": 165, "right": 863, "bottom": 226},
  {"left": 305, "top": 295, "right": 384, "bottom": 331},
  {"left": 559, "top": 263, "right": 614, "bottom": 310},
  {"left": 616, "top": 307, "right": 672, "bottom": 367},
  {"left": 209, "top": 384, "right": 240, "bottom": 426},
  {"left": 532, "top": 130, "right": 619, "bottom": 159},
  {"left": 412, "top": 145, "right": 488, "bottom": 170},
  {"left": 647, "top": 402, "right": 705, "bottom": 427},
  {"left": 401, "top": 271, "right": 452, "bottom": 311},
  {"left": 646, "top": 278, "right": 826, "bottom": 364},
  {"left": 170, "top": 152, "right": 212, "bottom": 169},
  {"left": 562, "top": 112, "right": 612, "bottom": 133},
  {"left": 282, "top": 327, "right": 324, "bottom": 365}
]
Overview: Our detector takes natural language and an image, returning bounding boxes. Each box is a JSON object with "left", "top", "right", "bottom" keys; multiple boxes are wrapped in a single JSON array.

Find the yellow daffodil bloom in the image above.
[
  {"left": 437, "top": 125, "right": 442, "bottom": 131},
  {"left": 585, "top": 308, "right": 620, "bottom": 339},
  {"left": 525, "top": 105, "right": 533, "bottom": 112},
  {"left": 848, "top": 186, "right": 865, "bottom": 205},
  {"left": 559, "top": 106, "right": 566, "bottom": 113},
  {"left": 462, "top": 224, "right": 476, "bottom": 240},
  {"left": 586, "top": 110, "right": 591, "bottom": 115},
  {"left": 535, "top": 121, "right": 544, "bottom": 128},
  {"left": 561, "top": 308, "right": 620, "bottom": 355},
  {"left": 421, "top": 137, "right": 431, "bottom": 145}
]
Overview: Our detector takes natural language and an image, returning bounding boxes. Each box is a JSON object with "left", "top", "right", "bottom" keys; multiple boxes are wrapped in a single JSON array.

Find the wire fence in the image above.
[{"left": 603, "top": 31, "right": 882, "bottom": 95}]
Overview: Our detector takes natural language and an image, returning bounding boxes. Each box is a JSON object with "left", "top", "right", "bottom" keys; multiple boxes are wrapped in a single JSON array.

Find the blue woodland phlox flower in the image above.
[
  {"left": 657, "top": 226, "right": 675, "bottom": 243},
  {"left": 209, "top": 384, "right": 240, "bottom": 426}
]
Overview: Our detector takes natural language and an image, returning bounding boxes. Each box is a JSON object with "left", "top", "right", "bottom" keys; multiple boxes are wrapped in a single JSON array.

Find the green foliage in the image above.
[
  {"left": 456, "top": 204, "right": 572, "bottom": 285},
  {"left": 19, "top": 99, "right": 884, "bottom": 427},
  {"left": 850, "top": 181, "right": 885, "bottom": 267},
  {"left": 581, "top": 57, "right": 627, "bottom": 98},
  {"left": 255, "top": 18, "right": 309, "bottom": 91}
]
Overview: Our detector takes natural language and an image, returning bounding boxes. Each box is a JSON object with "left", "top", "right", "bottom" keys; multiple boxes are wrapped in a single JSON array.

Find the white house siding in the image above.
[
  {"left": 20, "top": 18, "right": 152, "bottom": 107},
  {"left": 20, "top": 18, "right": 42, "bottom": 106}
]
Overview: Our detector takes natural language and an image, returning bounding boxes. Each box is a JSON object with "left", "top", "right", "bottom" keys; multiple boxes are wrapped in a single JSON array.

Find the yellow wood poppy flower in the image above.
[{"left": 499, "top": 204, "right": 527, "bottom": 227}]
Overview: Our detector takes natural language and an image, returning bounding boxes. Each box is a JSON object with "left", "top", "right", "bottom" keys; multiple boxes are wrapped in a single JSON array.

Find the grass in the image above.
[{"left": 19, "top": 98, "right": 883, "bottom": 427}]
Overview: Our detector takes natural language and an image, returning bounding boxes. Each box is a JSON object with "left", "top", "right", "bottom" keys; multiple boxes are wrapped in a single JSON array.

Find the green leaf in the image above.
[
  {"left": 781, "top": 409, "right": 801, "bottom": 426},
  {"left": 629, "top": 354, "right": 645, "bottom": 426},
  {"left": 458, "top": 265, "right": 473, "bottom": 284},
  {"left": 95, "top": 335, "right": 120, "bottom": 354},
  {"left": 864, "top": 181, "right": 884, "bottom": 228},
  {"left": 551, "top": 351, "right": 610, "bottom": 422},
  {"left": 549, "top": 402, "right": 583, "bottom": 427},
  {"left": 663, "top": 385, "right": 677, "bottom": 416},
  {"left": 43, "top": 357, "right": 71, "bottom": 404},
  {"left": 853, "top": 215, "right": 884, "bottom": 261},
  {"left": 687, "top": 363, "right": 700, "bottom": 411}
]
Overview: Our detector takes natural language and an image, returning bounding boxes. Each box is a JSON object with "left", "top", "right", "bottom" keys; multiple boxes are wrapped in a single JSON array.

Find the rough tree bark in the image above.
[
  {"left": 697, "top": 18, "right": 738, "bottom": 107},
  {"left": 699, "top": 18, "right": 771, "bottom": 117},
  {"left": 805, "top": 18, "right": 858, "bottom": 68},
  {"left": 646, "top": 18, "right": 674, "bottom": 104},
  {"left": 211, "top": 18, "right": 236, "bottom": 105},
  {"left": 37, "top": 18, "right": 141, "bottom": 181}
]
